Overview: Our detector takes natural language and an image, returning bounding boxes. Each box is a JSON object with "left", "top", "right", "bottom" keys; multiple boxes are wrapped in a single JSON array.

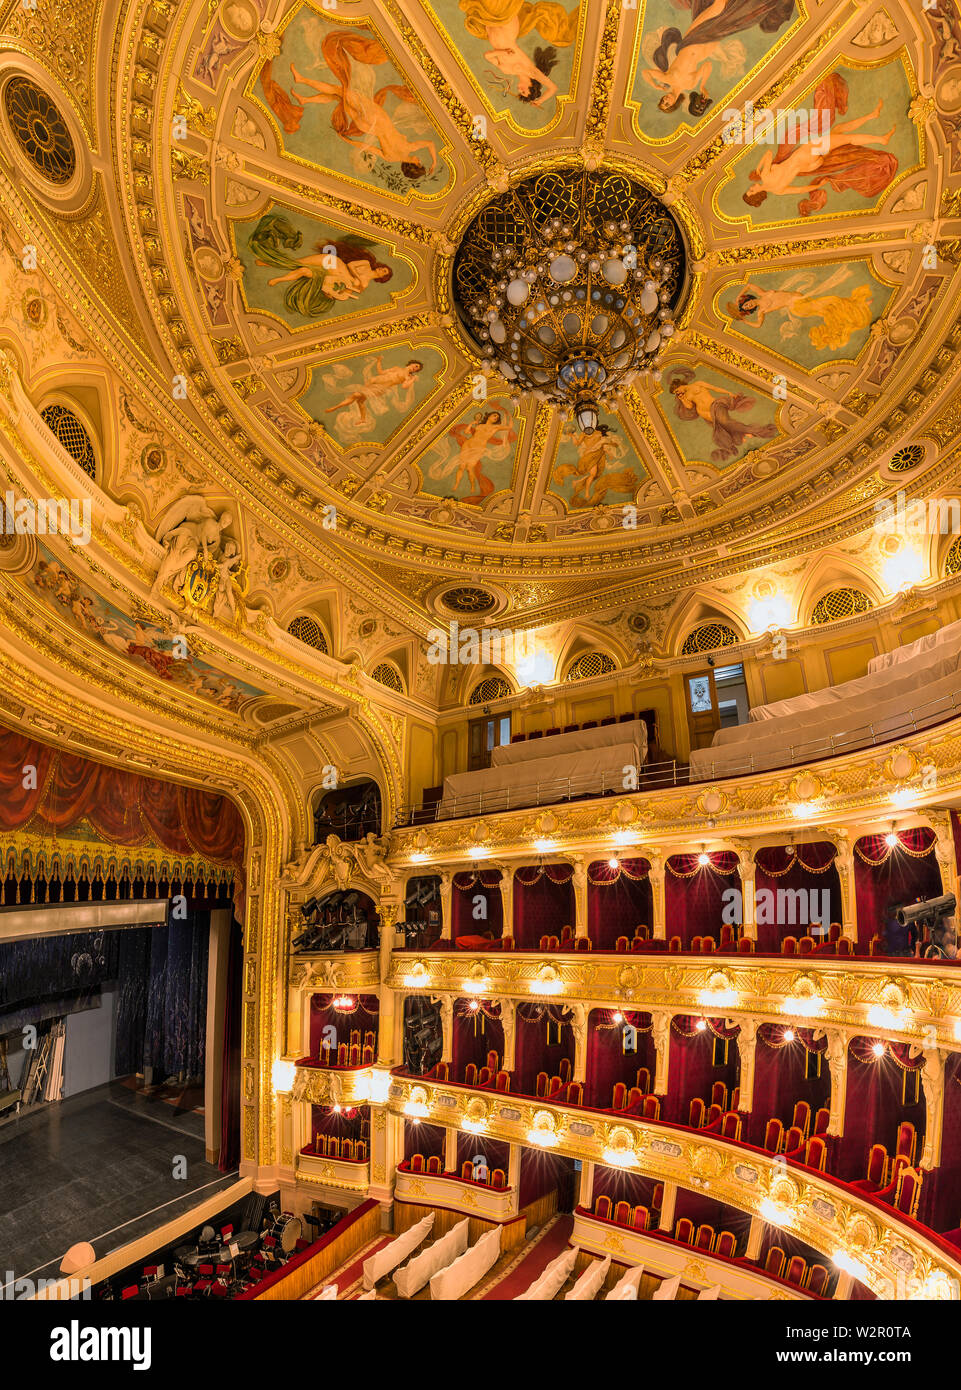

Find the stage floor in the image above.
[{"left": 0, "top": 1079, "right": 237, "bottom": 1291}]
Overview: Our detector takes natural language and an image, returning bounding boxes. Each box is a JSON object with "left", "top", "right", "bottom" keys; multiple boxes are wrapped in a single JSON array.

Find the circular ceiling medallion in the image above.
[
  {"left": 888, "top": 444, "right": 925, "bottom": 472},
  {"left": 453, "top": 167, "right": 687, "bottom": 430},
  {"left": 4, "top": 77, "right": 75, "bottom": 185},
  {"left": 440, "top": 586, "right": 498, "bottom": 615}
]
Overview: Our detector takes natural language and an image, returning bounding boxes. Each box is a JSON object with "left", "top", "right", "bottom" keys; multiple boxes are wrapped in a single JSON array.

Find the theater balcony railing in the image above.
[
  {"left": 388, "top": 951, "right": 961, "bottom": 1054},
  {"left": 386, "top": 1072, "right": 961, "bottom": 1299},
  {"left": 296, "top": 1147, "right": 371, "bottom": 1193},
  {"left": 394, "top": 1165, "right": 517, "bottom": 1223},
  {"left": 287, "top": 950, "right": 382, "bottom": 1060}
]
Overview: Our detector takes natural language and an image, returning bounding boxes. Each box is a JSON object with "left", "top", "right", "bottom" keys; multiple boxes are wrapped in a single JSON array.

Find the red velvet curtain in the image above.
[
  {"left": 923, "top": 1052, "right": 961, "bottom": 1230},
  {"left": 585, "top": 1008, "right": 654, "bottom": 1107},
  {"left": 674, "top": 1190, "right": 750, "bottom": 1245},
  {"left": 838, "top": 1038, "right": 926, "bottom": 1181},
  {"left": 512, "top": 865, "right": 575, "bottom": 947},
  {"left": 455, "top": 1133, "right": 510, "bottom": 1176},
  {"left": 665, "top": 853, "right": 739, "bottom": 948},
  {"left": 853, "top": 830, "right": 942, "bottom": 950},
  {"left": 586, "top": 859, "right": 652, "bottom": 948},
  {"left": 452, "top": 871, "right": 503, "bottom": 942},
  {"left": 404, "top": 1120, "right": 445, "bottom": 1162},
  {"left": 664, "top": 1017, "right": 739, "bottom": 1123},
  {"left": 0, "top": 725, "right": 244, "bottom": 861},
  {"left": 452, "top": 1000, "right": 503, "bottom": 1081},
  {"left": 590, "top": 1167, "right": 659, "bottom": 1209},
  {"left": 749, "top": 1024, "right": 829, "bottom": 1144},
  {"left": 307, "top": 993, "right": 379, "bottom": 1059},
  {"left": 514, "top": 1004, "right": 574, "bottom": 1095},
  {"left": 753, "top": 844, "right": 840, "bottom": 952},
  {"left": 519, "top": 1148, "right": 575, "bottom": 1211}
]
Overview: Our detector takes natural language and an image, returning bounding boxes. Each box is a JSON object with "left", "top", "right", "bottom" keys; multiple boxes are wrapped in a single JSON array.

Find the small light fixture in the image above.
[
  {"left": 410, "top": 851, "right": 429, "bottom": 864},
  {"left": 467, "top": 999, "right": 480, "bottom": 1012},
  {"left": 783, "top": 1028, "right": 795, "bottom": 1043},
  {"left": 697, "top": 852, "right": 710, "bottom": 867},
  {"left": 608, "top": 857, "right": 620, "bottom": 870},
  {"left": 533, "top": 838, "right": 555, "bottom": 854},
  {"left": 404, "top": 1098, "right": 429, "bottom": 1119},
  {"left": 759, "top": 1197, "right": 795, "bottom": 1229},
  {"left": 463, "top": 977, "right": 489, "bottom": 995},
  {"left": 332, "top": 994, "right": 355, "bottom": 1011},
  {"left": 783, "top": 993, "right": 824, "bottom": 1018},
  {"left": 526, "top": 1126, "right": 559, "bottom": 1149},
  {"left": 792, "top": 801, "right": 820, "bottom": 819},
  {"left": 872, "top": 1041, "right": 886, "bottom": 1059},
  {"left": 367, "top": 1071, "right": 390, "bottom": 1104},
  {"left": 602, "top": 1146, "right": 637, "bottom": 1169},
  {"left": 271, "top": 1059, "right": 296, "bottom": 1094},
  {"left": 885, "top": 831, "right": 899, "bottom": 849},
  {"left": 462, "top": 1117, "right": 487, "bottom": 1135},
  {"left": 697, "top": 987, "right": 739, "bottom": 1010},
  {"left": 833, "top": 1250, "right": 870, "bottom": 1282},
  {"left": 333, "top": 1102, "right": 342, "bottom": 1114},
  {"left": 612, "top": 1010, "right": 624, "bottom": 1024},
  {"left": 468, "top": 846, "right": 489, "bottom": 859},
  {"left": 695, "top": 1018, "right": 707, "bottom": 1032}
]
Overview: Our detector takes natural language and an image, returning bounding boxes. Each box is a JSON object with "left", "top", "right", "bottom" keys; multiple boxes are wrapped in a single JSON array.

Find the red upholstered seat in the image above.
[
  {"left": 461, "top": 1161, "right": 474, "bottom": 1180},
  {"left": 837, "top": 937, "right": 853, "bottom": 956},
  {"left": 764, "top": 1246, "right": 786, "bottom": 1278},
  {"left": 426, "top": 1155, "right": 441, "bottom": 1174},
  {"left": 674, "top": 1218, "right": 694, "bottom": 1245},
  {"left": 615, "top": 936, "right": 629, "bottom": 952},
  {"left": 851, "top": 1142, "right": 888, "bottom": 1192},
  {"left": 695, "top": 1224, "right": 714, "bottom": 1251},
  {"left": 641, "top": 1094, "right": 660, "bottom": 1120},
  {"left": 529, "top": 730, "right": 543, "bottom": 739},
  {"left": 575, "top": 937, "right": 592, "bottom": 951},
  {"left": 814, "top": 1107, "right": 830, "bottom": 1135},
  {"left": 731, "top": 1087, "right": 739, "bottom": 1110},
  {"left": 547, "top": 935, "right": 560, "bottom": 950},
  {"left": 362, "top": 1044, "right": 375, "bottom": 1064},
  {"left": 893, "top": 1165, "right": 923, "bottom": 1217},
  {"left": 782, "top": 1125, "right": 803, "bottom": 1155},
  {"left": 652, "top": 1183, "right": 664, "bottom": 1212},
  {"left": 806, "top": 1264, "right": 830, "bottom": 1296},
  {"left": 548, "top": 1075, "right": 562, "bottom": 1096},
  {"left": 804, "top": 1136, "right": 827, "bottom": 1172},
  {"left": 614, "top": 1200, "right": 631, "bottom": 1226},
  {"left": 464, "top": 1062, "right": 477, "bottom": 1086},
  {"left": 636, "top": 1067, "right": 650, "bottom": 1092},
  {"left": 328, "top": 1137, "right": 341, "bottom": 1157},
  {"left": 410, "top": 1153, "right": 424, "bottom": 1172},
  {"left": 560, "top": 924, "right": 574, "bottom": 944},
  {"left": 626, "top": 1086, "right": 643, "bottom": 1110},
  {"left": 630, "top": 937, "right": 645, "bottom": 952},
  {"left": 669, "top": 936, "right": 681, "bottom": 952},
  {"left": 495, "top": 1070, "right": 511, "bottom": 1092},
  {"left": 594, "top": 1195, "right": 612, "bottom": 1220},
  {"left": 781, "top": 936, "right": 797, "bottom": 955},
  {"left": 714, "top": 1230, "right": 736, "bottom": 1258},
  {"left": 612, "top": 1082, "right": 627, "bottom": 1110},
  {"left": 559, "top": 1057, "right": 572, "bottom": 1082},
  {"left": 798, "top": 935, "right": 815, "bottom": 954},
  {"left": 486, "top": 1049, "right": 499, "bottom": 1072},
  {"left": 510, "top": 732, "right": 525, "bottom": 743},
  {"left": 546, "top": 728, "right": 560, "bottom": 736},
  {"left": 720, "top": 923, "right": 735, "bottom": 949},
  {"left": 700, "top": 936, "right": 714, "bottom": 953},
  {"left": 502, "top": 935, "right": 515, "bottom": 950},
  {"left": 536, "top": 1071, "right": 549, "bottom": 1098},
  {"left": 337, "top": 1042, "right": 349, "bottom": 1065},
  {"left": 896, "top": 1120, "right": 917, "bottom": 1165},
  {"left": 689, "top": 1097, "right": 706, "bottom": 1128},
  {"left": 539, "top": 935, "right": 551, "bottom": 951},
  {"left": 720, "top": 1111, "right": 741, "bottom": 1142},
  {"left": 563, "top": 723, "right": 578, "bottom": 733},
  {"left": 632, "top": 1205, "right": 650, "bottom": 1231},
  {"left": 763, "top": 1118, "right": 783, "bottom": 1153},
  {"left": 635, "top": 923, "right": 649, "bottom": 939},
  {"left": 792, "top": 1100, "right": 811, "bottom": 1138},
  {"left": 711, "top": 1081, "right": 727, "bottom": 1109},
  {"left": 690, "top": 935, "right": 702, "bottom": 953},
  {"left": 342, "top": 1138, "right": 355, "bottom": 1159},
  {"left": 567, "top": 1081, "right": 584, "bottom": 1105},
  {"left": 348, "top": 1043, "right": 361, "bottom": 1066},
  {"left": 601, "top": 716, "right": 617, "bottom": 726},
  {"left": 785, "top": 1256, "right": 807, "bottom": 1286},
  {"left": 705, "top": 1103, "right": 722, "bottom": 1127},
  {"left": 869, "top": 934, "right": 883, "bottom": 955},
  {"left": 478, "top": 1067, "right": 493, "bottom": 1087},
  {"left": 491, "top": 1169, "right": 506, "bottom": 1189},
  {"left": 356, "top": 1140, "right": 368, "bottom": 1161},
  {"left": 737, "top": 937, "right": 754, "bottom": 953},
  {"left": 829, "top": 922, "right": 841, "bottom": 942}
]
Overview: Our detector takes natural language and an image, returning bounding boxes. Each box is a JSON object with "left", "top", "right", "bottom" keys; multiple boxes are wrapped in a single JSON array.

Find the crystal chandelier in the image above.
[{"left": 453, "top": 168, "right": 687, "bottom": 433}]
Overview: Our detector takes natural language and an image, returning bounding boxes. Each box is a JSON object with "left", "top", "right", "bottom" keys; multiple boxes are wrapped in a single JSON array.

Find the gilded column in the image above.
[
  {"left": 823, "top": 1028, "right": 847, "bottom": 1137},
  {"left": 572, "top": 857, "right": 588, "bottom": 939},
  {"left": 745, "top": 1217, "right": 763, "bottom": 1260},
  {"left": 432, "top": 993, "right": 453, "bottom": 1065},
  {"left": 578, "top": 1158, "right": 594, "bottom": 1209},
  {"left": 736, "top": 1016, "right": 758, "bottom": 1112},
  {"left": 377, "top": 898, "right": 400, "bottom": 1068},
  {"left": 495, "top": 996, "right": 516, "bottom": 1071},
  {"left": 648, "top": 851, "right": 665, "bottom": 940},
  {"left": 570, "top": 1003, "right": 587, "bottom": 1084},
  {"left": 928, "top": 812, "right": 961, "bottom": 924},
  {"left": 507, "top": 1142, "right": 521, "bottom": 1193},
  {"left": 833, "top": 831, "right": 858, "bottom": 943},
  {"left": 498, "top": 867, "right": 514, "bottom": 940},
  {"left": 657, "top": 1181, "right": 677, "bottom": 1232},
  {"left": 651, "top": 1009, "right": 671, "bottom": 1095},
  {"left": 733, "top": 841, "right": 756, "bottom": 942},
  {"left": 920, "top": 1048, "right": 945, "bottom": 1169},
  {"left": 439, "top": 870, "right": 453, "bottom": 942},
  {"left": 444, "top": 1126, "right": 458, "bottom": 1173}
]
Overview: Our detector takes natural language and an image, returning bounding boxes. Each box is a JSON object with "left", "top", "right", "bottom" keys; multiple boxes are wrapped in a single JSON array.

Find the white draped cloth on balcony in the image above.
[
  {"left": 605, "top": 1264, "right": 644, "bottom": 1300},
  {"left": 514, "top": 1246, "right": 578, "bottom": 1300},
  {"left": 314, "top": 1284, "right": 337, "bottom": 1300},
  {"left": 393, "top": 1218, "right": 468, "bottom": 1298},
  {"left": 697, "top": 1283, "right": 721, "bottom": 1300},
  {"left": 429, "top": 1225, "right": 502, "bottom": 1300},
  {"left": 565, "top": 1253, "right": 611, "bottom": 1300},
  {"left": 438, "top": 720, "right": 648, "bottom": 819},
  {"left": 652, "top": 1273, "right": 682, "bottom": 1300},
  {"left": 362, "top": 1213, "right": 434, "bottom": 1290}
]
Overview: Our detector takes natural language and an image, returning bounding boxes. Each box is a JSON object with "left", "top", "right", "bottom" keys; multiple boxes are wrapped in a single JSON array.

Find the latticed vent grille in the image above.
[
  {"left": 565, "top": 650, "right": 616, "bottom": 681},
  {"left": 468, "top": 676, "right": 512, "bottom": 705},
  {"left": 680, "top": 622, "right": 739, "bottom": 655},
  {"left": 39, "top": 405, "right": 96, "bottom": 478},
  {"left": 371, "top": 662, "right": 404, "bottom": 694},
  {"left": 442, "top": 586, "right": 497, "bottom": 614},
  {"left": 287, "top": 615, "right": 329, "bottom": 653},
  {"left": 889, "top": 445, "right": 925, "bottom": 473},
  {"left": 5, "top": 78, "right": 75, "bottom": 184},
  {"left": 811, "top": 588, "right": 873, "bottom": 625},
  {"left": 946, "top": 536, "right": 961, "bottom": 577}
]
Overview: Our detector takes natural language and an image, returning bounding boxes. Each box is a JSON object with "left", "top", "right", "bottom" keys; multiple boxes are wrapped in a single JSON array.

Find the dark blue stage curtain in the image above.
[
  {"left": 114, "top": 910, "right": 209, "bottom": 1082},
  {"left": 0, "top": 930, "right": 120, "bottom": 1023}
]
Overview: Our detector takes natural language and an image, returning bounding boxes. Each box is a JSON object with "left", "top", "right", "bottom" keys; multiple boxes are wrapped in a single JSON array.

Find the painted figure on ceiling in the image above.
[
  {"left": 553, "top": 425, "right": 640, "bottom": 507},
  {"left": 459, "top": 0, "right": 580, "bottom": 109},
  {"left": 641, "top": 0, "right": 795, "bottom": 118},
  {"left": 247, "top": 213, "right": 393, "bottom": 317},
  {"left": 743, "top": 74, "right": 898, "bottom": 215},
  {"left": 426, "top": 408, "right": 517, "bottom": 504},
  {"left": 320, "top": 358, "right": 425, "bottom": 441},
  {"left": 668, "top": 367, "right": 776, "bottom": 462},
  {"left": 725, "top": 267, "right": 874, "bottom": 352}
]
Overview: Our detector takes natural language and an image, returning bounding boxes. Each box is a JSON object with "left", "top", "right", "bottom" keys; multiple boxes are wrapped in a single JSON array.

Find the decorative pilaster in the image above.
[
  {"left": 823, "top": 1028, "right": 848, "bottom": 1137},
  {"left": 498, "top": 868, "right": 514, "bottom": 940},
  {"left": 439, "top": 870, "right": 453, "bottom": 942},
  {"left": 431, "top": 993, "right": 453, "bottom": 1065},
  {"left": 578, "top": 1158, "right": 594, "bottom": 1209},
  {"left": 651, "top": 1009, "right": 671, "bottom": 1095},
  {"left": 745, "top": 1217, "right": 763, "bottom": 1260},
  {"left": 570, "top": 1002, "right": 587, "bottom": 1084},
  {"left": 833, "top": 831, "right": 858, "bottom": 942},
  {"left": 572, "top": 857, "right": 588, "bottom": 939},
  {"left": 736, "top": 1016, "right": 758, "bottom": 1112},
  {"left": 377, "top": 898, "right": 400, "bottom": 1068},
  {"left": 369, "top": 1108, "right": 402, "bottom": 1205},
  {"left": 920, "top": 1047, "right": 945, "bottom": 1169},
  {"left": 495, "top": 996, "right": 516, "bottom": 1070},
  {"left": 733, "top": 841, "right": 756, "bottom": 942},
  {"left": 648, "top": 851, "right": 665, "bottom": 940},
  {"left": 507, "top": 1142, "right": 521, "bottom": 1192},
  {"left": 657, "top": 1180, "right": 676, "bottom": 1232},
  {"left": 445, "top": 1126, "right": 458, "bottom": 1172},
  {"left": 928, "top": 812, "right": 961, "bottom": 922}
]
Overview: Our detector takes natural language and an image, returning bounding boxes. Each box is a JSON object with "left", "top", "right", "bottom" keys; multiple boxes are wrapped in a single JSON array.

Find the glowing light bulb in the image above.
[
  {"left": 783, "top": 1029, "right": 795, "bottom": 1043},
  {"left": 695, "top": 1018, "right": 707, "bottom": 1032},
  {"left": 612, "top": 1011, "right": 624, "bottom": 1024},
  {"left": 608, "top": 857, "right": 620, "bottom": 870},
  {"left": 697, "top": 853, "right": 710, "bottom": 867},
  {"left": 468, "top": 999, "right": 479, "bottom": 1012},
  {"left": 872, "top": 1042, "right": 886, "bottom": 1058},
  {"left": 885, "top": 832, "right": 898, "bottom": 849},
  {"left": 271, "top": 1059, "right": 296, "bottom": 1094}
]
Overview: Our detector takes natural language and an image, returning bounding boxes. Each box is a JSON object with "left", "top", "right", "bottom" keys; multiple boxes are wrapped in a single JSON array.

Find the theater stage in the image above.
[{"left": 0, "top": 1079, "right": 238, "bottom": 1292}]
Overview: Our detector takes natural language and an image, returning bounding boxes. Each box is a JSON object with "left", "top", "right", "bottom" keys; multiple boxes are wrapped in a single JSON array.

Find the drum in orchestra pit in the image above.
[
  {"left": 233, "top": 1230, "right": 260, "bottom": 1251},
  {"left": 272, "top": 1214, "right": 302, "bottom": 1254}
]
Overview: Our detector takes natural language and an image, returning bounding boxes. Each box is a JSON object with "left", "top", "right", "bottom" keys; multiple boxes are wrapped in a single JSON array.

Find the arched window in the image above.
[
  {"left": 468, "top": 675, "right": 512, "bottom": 705},
  {"left": 810, "top": 588, "right": 873, "bottom": 625},
  {"left": 564, "top": 650, "right": 616, "bottom": 681},
  {"left": 371, "top": 661, "right": 405, "bottom": 694},
  {"left": 39, "top": 404, "right": 96, "bottom": 479},
  {"left": 680, "top": 622, "right": 739, "bottom": 656},
  {"left": 287, "top": 615, "right": 329, "bottom": 654}
]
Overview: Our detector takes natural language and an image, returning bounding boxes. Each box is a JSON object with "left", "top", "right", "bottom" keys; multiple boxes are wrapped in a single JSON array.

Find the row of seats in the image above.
[
  {"left": 510, "top": 713, "right": 638, "bottom": 743},
  {"left": 764, "top": 1247, "right": 831, "bottom": 1294},
  {"left": 312, "top": 1135, "right": 368, "bottom": 1161},
  {"left": 594, "top": 1184, "right": 664, "bottom": 1230},
  {"left": 405, "top": 1154, "right": 508, "bottom": 1188},
  {"left": 675, "top": 1219, "right": 739, "bottom": 1259},
  {"left": 316, "top": 1040, "right": 376, "bottom": 1066}
]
